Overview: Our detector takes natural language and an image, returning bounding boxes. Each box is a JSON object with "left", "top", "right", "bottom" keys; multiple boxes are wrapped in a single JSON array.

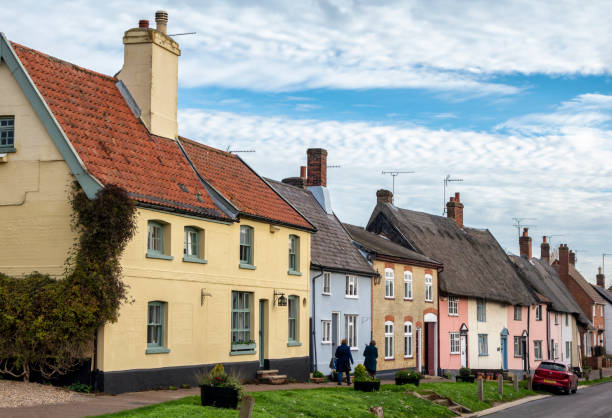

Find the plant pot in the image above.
[
  {"left": 200, "top": 385, "right": 240, "bottom": 409},
  {"left": 395, "top": 377, "right": 420, "bottom": 386},
  {"left": 354, "top": 381, "right": 381, "bottom": 392},
  {"left": 457, "top": 375, "right": 475, "bottom": 383},
  {"left": 310, "top": 377, "right": 326, "bottom": 383}
]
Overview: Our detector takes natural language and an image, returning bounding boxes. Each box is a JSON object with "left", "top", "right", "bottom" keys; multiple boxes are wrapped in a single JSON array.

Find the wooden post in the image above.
[
  {"left": 238, "top": 395, "right": 255, "bottom": 418},
  {"left": 513, "top": 374, "right": 519, "bottom": 392},
  {"left": 599, "top": 368, "right": 603, "bottom": 380},
  {"left": 498, "top": 374, "right": 503, "bottom": 396},
  {"left": 477, "top": 377, "right": 484, "bottom": 401},
  {"left": 527, "top": 374, "right": 532, "bottom": 391}
]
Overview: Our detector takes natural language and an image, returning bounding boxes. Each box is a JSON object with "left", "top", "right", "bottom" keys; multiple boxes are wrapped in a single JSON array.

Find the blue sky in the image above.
[{"left": 4, "top": 0, "right": 612, "bottom": 282}]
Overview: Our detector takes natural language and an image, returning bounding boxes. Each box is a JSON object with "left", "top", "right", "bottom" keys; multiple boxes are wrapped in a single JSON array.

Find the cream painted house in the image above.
[{"left": 0, "top": 12, "right": 315, "bottom": 393}]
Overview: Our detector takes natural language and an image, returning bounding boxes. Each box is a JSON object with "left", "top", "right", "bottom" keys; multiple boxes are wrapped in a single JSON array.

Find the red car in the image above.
[{"left": 532, "top": 361, "right": 578, "bottom": 394}]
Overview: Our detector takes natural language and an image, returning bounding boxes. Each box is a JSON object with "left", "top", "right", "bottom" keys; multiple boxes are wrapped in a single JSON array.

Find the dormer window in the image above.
[{"left": 0, "top": 117, "right": 15, "bottom": 152}]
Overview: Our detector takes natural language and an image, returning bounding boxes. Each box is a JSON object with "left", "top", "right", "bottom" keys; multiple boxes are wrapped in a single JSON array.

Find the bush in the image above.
[
  {"left": 459, "top": 367, "right": 472, "bottom": 378},
  {"left": 69, "top": 382, "right": 93, "bottom": 393},
  {"left": 198, "top": 364, "right": 243, "bottom": 398},
  {"left": 312, "top": 370, "right": 325, "bottom": 378},
  {"left": 354, "top": 364, "right": 378, "bottom": 382}
]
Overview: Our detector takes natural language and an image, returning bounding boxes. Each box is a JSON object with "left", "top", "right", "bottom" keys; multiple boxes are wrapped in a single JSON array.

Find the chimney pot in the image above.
[
  {"left": 541, "top": 236, "right": 550, "bottom": 263},
  {"left": 569, "top": 250, "right": 576, "bottom": 265},
  {"left": 446, "top": 192, "right": 464, "bottom": 228},
  {"left": 139, "top": 20, "right": 149, "bottom": 28},
  {"left": 155, "top": 10, "right": 168, "bottom": 34},
  {"left": 519, "top": 227, "right": 532, "bottom": 259},
  {"left": 454, "top": 192, "right": 461, "bottom": 202},
  {"left": 596, "top": 266, "right": 605, "bottom": 288},
  {"left": 376, "top": 189, "right": 393, "bottom": 205},
  {"left": 300, "top": 166, "right": 307, "bottom": 179},
  {"left": 558, "top": 244, "right": 570, "bottom": 286},
  {"left": 306, "top": 148, "right": 328, "bottom": 187}
]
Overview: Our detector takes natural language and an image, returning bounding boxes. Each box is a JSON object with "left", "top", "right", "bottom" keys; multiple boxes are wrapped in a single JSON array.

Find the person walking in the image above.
[
  {"left": 363, "top": 340, "right": 378, "bottom": 377},
  {"left": 335, "top": 339, "right": 354, "bottom": 385}
]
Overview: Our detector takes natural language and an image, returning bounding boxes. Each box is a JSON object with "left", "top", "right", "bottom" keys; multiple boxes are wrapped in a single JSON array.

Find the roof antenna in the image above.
[
  {"left": 443, "top": 174, "right": 463, "bottom": 214},
  {"left": 512, "top": 218, "right": 537, "bottom": 239},
  {"left": 168, "top": 32, "right": 197, "bottom": 37},
  {"left": 381, "top": 170, "right": 414, "bottom": 196},
  {"left": 226, "top": 145, "right": 255, "bottom": 154}
]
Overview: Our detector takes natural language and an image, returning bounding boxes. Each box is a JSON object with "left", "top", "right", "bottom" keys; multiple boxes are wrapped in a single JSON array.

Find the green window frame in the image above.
[
  {"left": 183, "top": 227, "right": 206, "bottom": 263},
  {"left": 477, "top": 299, "right": 486, "bottom": 322},
  {"left": 288, "top": 295, "right": 300, "bottom": 344},
  {"left": 146, "top": 301, "right": 169, "bottom": 354},
  {"left": 231, "top": 291, "right": 253, "bottom": 353},
  {"left": 239, "top": 225, "right": 254, "bottom": 268},
  {"left": 0, "top": 116, "right": 15, "bottom": 152},
  {"left": 288, "top": 235, "right": 300, "bottom": 274},
  {"left": 147, "top": 221, "right": 172, "bottom": 260}
]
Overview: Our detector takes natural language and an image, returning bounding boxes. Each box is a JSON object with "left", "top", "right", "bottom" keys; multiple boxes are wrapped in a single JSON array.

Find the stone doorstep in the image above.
[{"left": 256, "top": 369, "right": 280, "bottom": 376}]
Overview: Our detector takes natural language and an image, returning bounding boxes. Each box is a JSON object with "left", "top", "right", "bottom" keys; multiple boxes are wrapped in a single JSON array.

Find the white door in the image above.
[{"left": 460, "top": 335, "right": 467, "bottom": 368}]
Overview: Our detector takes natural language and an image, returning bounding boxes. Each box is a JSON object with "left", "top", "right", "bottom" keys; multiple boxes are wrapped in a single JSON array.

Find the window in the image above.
[
  {"left": 514, "top": 336, "right": 524, "bottom": 357},
  {"left": 477, "top": 299, "right": 486, "bottom": 322},
  {"left": 345, "top": 275, "right": 358, "bottom": 297},
  {"left": 565, "top": 313, "right": 569, "bottom": 327},
  {"left": 554, "top": 342, "right": 559, "bottom": 359},
  {"left": 288, "top": 296, "right": 299, "bottom": 343},
  {"left": 385, "top": 268, "right": 394, "bottom": 298},
  {"left": 239, "top": 225, "right": 254, "bottom": 267},
  {"left": 534, "top": 340, "right": 542, "bottom": 360},
  {"left": 601, "top": 305, "right": 605, "bottom": 316},
  {"left": 321, "top": 320, "right": 331, "bottom": 344},
  {"left": 448, "top": 297, "right": 459, "bottom": 316},
  {"left": 0, "top": 117, "right": 15, "bottom": 151},
  {"left": 554, "top": 312, "right": 558, "bottom": 325},
  {"left": 535, "top": 305, "right": 542, "bottom": 321},
  {"left": 385, "top": 321, "right": 394, "bottom": 359},
  {"left": 231, "top": 291, "right": 252, "bottom": 350},
  {"left": 425, "top": 274, "right": 433, "bottom": 302},
  {"left": 565, "top": 341, "right": 571, "bottom": 360},
  {"left": 404, "top": 322, "right": 413, "bottom": 357},
  {"left": 147, "top": 301, "right": 168, "bottom": 353},
  {"left": 404, "top": 271, "right": 413, "bottom": 299},
  {"left": 450, "top": 332, "right": 460, "bottom": 354},
  {"left": 514, "top": 306, "right": 522, "bottom": 321},
  {"left": 183, "top": 227, "right": 205, "bottom": 262},
  {"left": 288, "top": 235, "right": 300, "bottom": 273},
  {"left": 147, "top": 221, "right": 172, "bottom": 259},
  {"left": 345, "top": 314, "right": 358, "bottom": 348},
  {"left": 322, "top": 272, "right": 331, "bottom": 295},
  {"left": 478, "top": 334, "right": 488, "bottom": 356}
]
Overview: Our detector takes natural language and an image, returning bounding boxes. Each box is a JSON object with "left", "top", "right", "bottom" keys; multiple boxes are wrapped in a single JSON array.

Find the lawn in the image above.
[
  {"left": 578, "top": 376, "right": 612, "bottom": 386},
  {"left": 94, "top": 385, "right": 454, "bottom": 418}
]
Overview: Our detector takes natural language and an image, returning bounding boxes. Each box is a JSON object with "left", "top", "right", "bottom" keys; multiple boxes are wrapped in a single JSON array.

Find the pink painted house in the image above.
[
  {"left": 506, "top": 305, "right": 528, "bottom": 371},
  {"left": 439, "top": 296, "right": 469, "bottom": 371}
]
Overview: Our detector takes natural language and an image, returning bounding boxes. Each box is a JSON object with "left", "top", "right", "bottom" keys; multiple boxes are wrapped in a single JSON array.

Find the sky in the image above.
[{"left": 4, "top": 0, "right": 612, "bottom": 283}]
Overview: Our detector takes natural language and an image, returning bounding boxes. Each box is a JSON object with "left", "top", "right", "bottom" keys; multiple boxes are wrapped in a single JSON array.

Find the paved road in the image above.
[{"left": 488, "top": 382, "right": 612, "bottom": 418}]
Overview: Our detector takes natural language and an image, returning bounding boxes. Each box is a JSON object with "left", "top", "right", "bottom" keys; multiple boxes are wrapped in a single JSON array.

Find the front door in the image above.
[
  {"left": 425, "top": 322, "right": 435, "bottom": 375},
  {"left": 259, "top": 300, "right": 265, "bottom": 368},
  {"left": 331, "top": 312, "right": 339, "bottom": 358},
  {"left": 501, "top": 336, "right": 508, "bottom": 370},
  {"left": 460, "top": 334, "right": 467, "bottom": 368}
]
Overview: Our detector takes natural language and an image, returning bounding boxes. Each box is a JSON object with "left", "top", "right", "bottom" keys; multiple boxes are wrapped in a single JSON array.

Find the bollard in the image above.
[
  {"left": 238, "top": 395, "right": 255, "bottom": 418},
  {"left": 527, "top": 375, "right": 532, "bottom": 391},
  {"left": 498, "top": 374, "right": 503, "bottom": 396},
  {"left": 513, "top": 374, "right": 518, "bottom": 392},
  {"left": 477, "top": 377, "right": 484, "bottom": 401}
]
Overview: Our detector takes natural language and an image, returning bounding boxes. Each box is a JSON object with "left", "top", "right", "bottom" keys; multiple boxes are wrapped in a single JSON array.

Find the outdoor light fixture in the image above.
[{"left": 273, "top": 290, "right": 287, "bottom": 307}]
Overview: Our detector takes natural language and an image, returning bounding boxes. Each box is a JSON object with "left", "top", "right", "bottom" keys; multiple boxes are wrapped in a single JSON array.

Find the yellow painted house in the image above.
[{"left": 0, "top": 11, "right": 315, "bottom": 393}]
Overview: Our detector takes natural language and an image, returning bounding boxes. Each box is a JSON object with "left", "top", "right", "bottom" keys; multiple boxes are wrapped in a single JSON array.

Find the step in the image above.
[
  {"left": 433, "top": 398, "right": 451, "bottom": 406},
  {"left": 256, "top": 369, "right": 280, "bottom": 376},
  {"left": 259, "top": 375, "right": 287, "bottom": 384}
]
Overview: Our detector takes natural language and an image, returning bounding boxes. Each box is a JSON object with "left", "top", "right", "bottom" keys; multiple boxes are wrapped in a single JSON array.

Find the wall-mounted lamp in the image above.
[
  {"left": 374, "top": 269, "right": 381, "bottom": 285},
  {"left": 201, "top": 289, "right": 212, "bottom": 306},
  {"left": 273, "top": 290, "right": 287, "bottom": 307}
]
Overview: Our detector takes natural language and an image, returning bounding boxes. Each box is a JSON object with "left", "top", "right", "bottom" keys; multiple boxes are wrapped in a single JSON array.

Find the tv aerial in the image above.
[
  {"left": 443, "top": 175, "right": 463, "bottom": 214},
  {"left": 381, "top": 171, "right": 414, "bottom": 195}
]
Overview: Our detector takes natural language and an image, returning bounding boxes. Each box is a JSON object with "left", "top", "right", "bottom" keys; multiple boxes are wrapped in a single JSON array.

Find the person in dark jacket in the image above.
[
  {"left": 335, "top": 339, "right": 354, "bottom": 385},
  {"left": 363, "top": 340, "right": 378, "bottom": 377}
]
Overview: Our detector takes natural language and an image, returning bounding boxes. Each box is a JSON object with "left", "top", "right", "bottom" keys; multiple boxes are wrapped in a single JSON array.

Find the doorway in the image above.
[
  {"left": 259, "top": 300, "right": 267, "bottom": 368},
  {"left": 331, "top": 312, "right": 339, "bottom": 358},
  {"left": 460, "top": 334, "right": 467, "bottom": 368},
  {"left": 424, "top": 322, "right": 436, "bottom": 375},
  {"left": 500, "top": 328, "right": 508, "bottom": 371}
]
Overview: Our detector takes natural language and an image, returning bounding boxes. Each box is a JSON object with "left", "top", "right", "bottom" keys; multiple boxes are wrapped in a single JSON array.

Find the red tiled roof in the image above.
[{"left": 180, "top": 137, "right": 313, "bottom": 230}]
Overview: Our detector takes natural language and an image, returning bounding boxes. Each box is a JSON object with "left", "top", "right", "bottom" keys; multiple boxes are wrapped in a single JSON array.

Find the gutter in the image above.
[{"left": 311, "top": 267, "right": 325, "bottom": 372}]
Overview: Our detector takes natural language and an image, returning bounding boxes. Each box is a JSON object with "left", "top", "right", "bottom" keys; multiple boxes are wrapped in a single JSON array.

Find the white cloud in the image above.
[
  {"left": 5, "top": 1, "right": 612, "bottom": 94},
  {"left": 178, "top": 97, "right": 612, "bottom": 281}
]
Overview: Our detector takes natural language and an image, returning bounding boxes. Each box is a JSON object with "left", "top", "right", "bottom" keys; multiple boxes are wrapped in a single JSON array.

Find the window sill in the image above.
[
  {"left": 146, "top": 252, "right": 174, "bottom": 261},
  {"left": 450, "top": 352, "right": 460, "bottom": 355},
  {"left": 404, "top": 298, "right": 413, "bottom": 301},
  {"left": 425, "top": 300, "right": 434, "bottom": 303},
  {"left": 239, "top": 263, "right": 256, "bottom": 270},
  {"left": 404, "top": 355, "right": 413, "bottom": 358},
  {"left": 183, "top": 255, "right": 208, "bottom": 264},
  {"left": 0, "top": 147, "right": 16, "bottom": 153},
  {"left": 350, "top": 347, "right": 358, "bottom": 351},
  {"left": 385, "top": 296, "right": 395, "bottom": 300},
  {"left": 448, "top": 314, "right": 459, "bottom": 317},
  {"left": 321, "top": 341, "right": 331, "bottom": 345},
  {"left": 478, "top": 354, "right": 488, "bottom": 357},
  {"left": 288, "top": 270, "right": 302, "bottom": 276},
  {"left": 230, "top": 350, "right": 256, "bottom": 356},
  {"left": 345, "top": 295, "right": 358, "bottom": 299},
  {"left": 322, "top": 292, "right": 331, "bottom": 296},
  {"left": 287, "top": 341, "right": 302, "bottom": 347},
  {"left": 384, "top": 357, "right": 395, "bottom": 361},
  {"left": 146, "top": 347, "right": 170, "bottom": 354}
]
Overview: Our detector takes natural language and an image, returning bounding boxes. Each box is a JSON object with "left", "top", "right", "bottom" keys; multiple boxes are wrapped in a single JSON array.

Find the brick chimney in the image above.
[
  {"left": 376, "top": 189, "right": 393, "bottom": 205},
  {"left": 596, "top": 267, "right": 605, "bottom": 288},
  {"left": 541, "top": 236, "right": 550, "bottom": 264},
  {"left": 558, "top": 244, "right": 569, "bottom": 284},
  {"left": 282, "top": 166, "right": 307, "bottom": 189},
  {"left": 306, "top": 148, "right": 327, "bottom": 187},
  {"left": 569, "top": 250, "right": 576, "bottom": 265},
  {"left": 519, "top": 228, "right": 532, "bottom": 259},
  {"left": 117, "top": 11, "right": 181, "bottom": 140},
  {"left": 446, "top": 192, "right": 464, "bottom": 229}
]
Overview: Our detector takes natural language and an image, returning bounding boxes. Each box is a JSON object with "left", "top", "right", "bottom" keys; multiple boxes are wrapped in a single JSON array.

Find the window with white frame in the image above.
[
  {"left": 565, "top": 341, "right": 571, "bottom": 360},
  {"left": 450, "top": 332, "right": 460, "bottom": 354},
  {"left": 425, "top": 274, "right": 433, "bottom": 301},
  {"left": 514, "top": 305, "right": 522, "bottom": 321},
  {"left": 554, "top": 312, "right": 558, "bottom": 325},
  {"left": 404, "top": 271, "right": 413, "bottom": 299},
  {"left": 448, "top": 296, "right": 459, "bottom": 316},
  {"left": 345, "top": 275, "right": 358, "bottom": 297},
  {"left": 534, "top": 340, "right": 542, "bottom": 360},
  {"left": 554, "top": 341, "right": 559, "bottom": 359},
  {"left": 385, "top": 268, "right": 394, "bottom": 298},
  {"left": 535, "top": 305, "right": 542, "bottom": 321},
  {"left": 384, "top": 321, "right": 394, "bottom": 359},
  {"left": 477, "top": 299, "right": 486, "bottom": 322},
  {"left": 565, "top": 313, "right": 569, "bottom": 326},
  {"left": 345, "top": 314, "right": 358, "bottom": 348},
  {"left": 322, "top": 272, "right": 331, "bottom": 295},
  {"left": 478, "top": 334, "right": 488, "bottom": 356},
  {"left": 514, "top": 336, "right": 523, "bottom": 357},
  {"left": 321, "top": 320, "right": 331, "bottom": 343},
  {"left": 404, "top": 322, "right": 413, "bottom": 357}
]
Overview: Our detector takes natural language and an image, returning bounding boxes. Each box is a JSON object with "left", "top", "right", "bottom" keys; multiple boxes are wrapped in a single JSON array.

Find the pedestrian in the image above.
[
  {"left": 335, "top": 338, "right": 354, "bottom": 385},
  {"left": 363, "top": 340, "right": 378, "bottom": 377}
]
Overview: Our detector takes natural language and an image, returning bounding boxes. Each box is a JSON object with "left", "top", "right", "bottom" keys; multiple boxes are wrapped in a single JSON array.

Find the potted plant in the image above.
[
  {"left": 456, "top": 368, "right": 475, "bottom": 383},
  {"left": 353, "top": 364, "right": 380, "bottom": 392},
  {"left": 394, "top": 369, "right": 421, "bottom": 386},
  {"left": 311, "top": 370, "right": 326, "bottom": 383},
  {"left": 198, "top": 364, "right": 243, "bottom": 409}
]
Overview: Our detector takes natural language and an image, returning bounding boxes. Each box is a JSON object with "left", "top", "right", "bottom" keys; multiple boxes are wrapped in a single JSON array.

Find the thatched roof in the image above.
[
  {"left": 367, "top": 202, "right": 536, "bottom": 305},
  {"left": 268, "top": 179, "right": 376, "bottom": 277}
]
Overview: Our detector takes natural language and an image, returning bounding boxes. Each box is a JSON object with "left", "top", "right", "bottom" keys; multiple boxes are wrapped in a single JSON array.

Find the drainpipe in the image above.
[
  {"left": 527, "top": 306, "right": 531, "bottom": 374},
  {"left": 546, "top": 306, "right": 551, "bottom": 360},
  {"left": 311, "top": 267, "right": 324, "bottom": 372}
]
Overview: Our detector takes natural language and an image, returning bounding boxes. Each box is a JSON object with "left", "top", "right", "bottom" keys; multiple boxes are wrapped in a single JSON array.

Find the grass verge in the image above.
[{"left": 579, "top": 376, "right": 612, "bottom": 386}]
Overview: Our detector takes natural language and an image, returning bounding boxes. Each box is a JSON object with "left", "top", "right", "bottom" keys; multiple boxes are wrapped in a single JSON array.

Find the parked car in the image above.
[{"left": 532, "top": 361, "right": 578, "bottom": 394}]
